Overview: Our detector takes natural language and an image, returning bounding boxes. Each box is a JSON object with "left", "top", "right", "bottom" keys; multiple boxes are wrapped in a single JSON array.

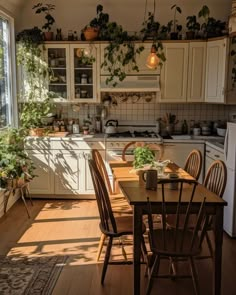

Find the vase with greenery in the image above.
[
  {"left": 32, "top": 3, "right": 56, "bottom": 41},
  {"left": 170, "top": 4, "right": 182, "bottom": 40},
  {"left": 0, "top": 128, "right": 36, "bottom": 188},
  {"left": 133, "top": 145, "right": 155, "bottom": 169},
  {"left": 186, "top": 15, "right": 200, "bottom": 39}
]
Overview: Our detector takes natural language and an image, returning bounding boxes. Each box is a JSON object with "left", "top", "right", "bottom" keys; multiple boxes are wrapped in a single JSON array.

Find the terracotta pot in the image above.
[
  {"left": 83, "top": 27, "right": 99, "bottom": 41},
  {"left": 44, "top": 32, "right": 54, "bottom": 41},
  {"left": 29, "top": 128, "right": 45, "bottom": 137},
  {"left": 186, "top": 31, "right": 195, "bottom": 40}
]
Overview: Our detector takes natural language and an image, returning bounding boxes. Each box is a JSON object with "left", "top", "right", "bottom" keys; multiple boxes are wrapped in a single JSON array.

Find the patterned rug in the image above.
[{"left": 0, "top": 255, "right": 68, "bottom": 295}]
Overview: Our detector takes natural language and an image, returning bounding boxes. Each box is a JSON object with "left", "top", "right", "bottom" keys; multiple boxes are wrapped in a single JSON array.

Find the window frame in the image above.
[{"left": 0, "top": 8, "right": 17, "bottom": 129}]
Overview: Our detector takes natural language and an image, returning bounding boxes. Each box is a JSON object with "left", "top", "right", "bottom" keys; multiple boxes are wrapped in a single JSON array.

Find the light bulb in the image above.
[{"left": 146, "top": 46, "right": 159, "bottom": 69}]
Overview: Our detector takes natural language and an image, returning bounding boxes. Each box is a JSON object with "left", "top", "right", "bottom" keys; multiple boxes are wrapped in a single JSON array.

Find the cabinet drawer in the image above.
[
  {"left": 51, "top": 139, "right": 105, "bottom": 150},
  {"left": 205, "top": 146, "right": 224, "bottom": 161},
  {"left": 25, "top": 138, "right": 51, "bottom": 150}
]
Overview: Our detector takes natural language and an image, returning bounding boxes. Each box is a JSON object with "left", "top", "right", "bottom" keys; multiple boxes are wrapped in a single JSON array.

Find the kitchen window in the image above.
[{"left": 0, "top": 10, "right": 16, "bottom": 128}]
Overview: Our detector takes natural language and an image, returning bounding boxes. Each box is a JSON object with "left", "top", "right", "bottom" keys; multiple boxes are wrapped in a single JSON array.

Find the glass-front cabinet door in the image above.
[
  {"left": 45, "top": 44, "right": 70, "bottom": 102},
  {"left": 70, "top": 44, "right": 100, "bottom": 103},
  {"left": 45, "top": 43, "right": 100, "bottom": 103}
]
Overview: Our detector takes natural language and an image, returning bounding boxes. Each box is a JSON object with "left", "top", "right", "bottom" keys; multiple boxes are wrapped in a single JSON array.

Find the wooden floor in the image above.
[{"left": 0, "top": 198, "right": 236, "bottom": 295}]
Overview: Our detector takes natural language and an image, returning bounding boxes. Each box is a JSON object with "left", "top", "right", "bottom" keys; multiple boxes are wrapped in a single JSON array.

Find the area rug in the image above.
[{"left": 0, "top": 255, "right": 68, "bottom": 295}]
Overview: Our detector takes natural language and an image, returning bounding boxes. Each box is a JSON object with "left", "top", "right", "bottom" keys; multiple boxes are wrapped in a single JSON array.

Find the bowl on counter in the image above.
[{"left": 217, "top": 128, "right": 226, "bottom": 137}]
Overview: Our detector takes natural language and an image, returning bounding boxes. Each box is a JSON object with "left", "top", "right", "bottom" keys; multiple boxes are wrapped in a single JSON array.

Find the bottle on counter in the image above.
[{"left": 181, "top": 120, "right": 188, "bottom": 134}]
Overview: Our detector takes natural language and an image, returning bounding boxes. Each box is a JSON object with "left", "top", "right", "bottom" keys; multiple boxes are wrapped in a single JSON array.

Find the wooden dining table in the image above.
[{"left": 109, "top": 161, "right": 227, "bottom": 295}]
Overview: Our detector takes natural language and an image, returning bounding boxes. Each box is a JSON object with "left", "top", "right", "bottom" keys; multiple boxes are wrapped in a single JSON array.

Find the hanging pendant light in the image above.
[{"left": 146, "top": 45, "right": 159, "bottom": 69}]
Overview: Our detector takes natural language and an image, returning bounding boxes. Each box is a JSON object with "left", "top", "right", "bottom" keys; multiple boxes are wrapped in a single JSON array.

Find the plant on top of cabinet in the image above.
[
  {"left": 32, "top": 3, "right": 56, "bottom": 41},
  {"left": 198, "top": 5, "right": 226, "bottom": 38},
  {"left": 82, "top": 4, "right": 109, "bottom": 41},
  {"left": 186, "top": 15, "right": 200, "bottom": 39},
  {"left": 140, "top": 12, "right": 161, "bottom": 40},
  {"left": 230, "top": 37, "right": 236, "bottom": 89},
  {"left": 170, "top": 4, "right": 182, "bottom": 40}
]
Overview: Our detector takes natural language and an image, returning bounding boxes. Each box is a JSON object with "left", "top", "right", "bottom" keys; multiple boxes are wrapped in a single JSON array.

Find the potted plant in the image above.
[
  {"left": 82, "top": 4, "right": 109, "bottom": 41},
  {"left": 140, "top": 12, "right": 160, "bottom": 40},
  {"left": 32, "top": 3, "right": 56, "bottom": 41},
  {"left": 170, "top": 4, "right": 182, "bottom": 40},
  {"left": 0, "top": 128, "right": 35, "bottom": 189},
  {"left": 20, "top": 97, "right": 54, "bottom": 136},
  {"left": 133, "top": 145, "right": 155, "bottom": 169},
  {"left": 186, "top": 15, "right": 200, "bottom": 39}
]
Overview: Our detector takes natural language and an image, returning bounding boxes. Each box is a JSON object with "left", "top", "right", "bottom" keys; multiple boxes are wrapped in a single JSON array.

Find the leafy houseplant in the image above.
[
  {"left": 133, "top": 146, "right": 155, "bottom": 169},
  {"left": 198, "top": 5, "right": 226, "bottom": 38},
  {"left": 82, "top": 4, "right": 109, "bottom": 41},
  {"left": 32, "top": 3, "right": 56, "bottom": 41},
  {"left": 170, "top": 4, "right": 182, "bottom": 40},
  {"left": 141, "top": 12, "right": 160, "bottom": 40},
  {"left": 0, "top": 128, "right": 35, "bottom": 188},
  {"left": 186, "top": 15, "right": 200, "bottom": 39}
]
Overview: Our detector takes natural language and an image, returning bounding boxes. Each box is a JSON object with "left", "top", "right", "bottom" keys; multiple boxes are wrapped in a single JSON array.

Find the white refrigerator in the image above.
[{"left": 223, "top": 122, "right": 236, "bottom": 237}]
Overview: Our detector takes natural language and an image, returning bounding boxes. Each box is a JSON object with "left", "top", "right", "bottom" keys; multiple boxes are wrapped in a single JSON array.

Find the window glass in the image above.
[{"left": 0, "top": 12, "right": 14, "bottom": 128}]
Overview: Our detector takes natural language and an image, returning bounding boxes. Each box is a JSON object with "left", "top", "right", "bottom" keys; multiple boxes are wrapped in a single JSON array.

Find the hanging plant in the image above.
[{"left": 101, "top": 22, "right": 144, "bottom": 87}]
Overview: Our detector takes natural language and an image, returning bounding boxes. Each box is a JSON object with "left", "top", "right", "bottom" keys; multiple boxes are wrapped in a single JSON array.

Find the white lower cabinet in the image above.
[
  {"left": 25, "top": 138, "right": 106, "bottom": 199},
  {"left": 27, "top": 150, "right": 54, "bottom": 195},
  {"left": 205, "top": 143, "right": 224, "bottom": 176}
]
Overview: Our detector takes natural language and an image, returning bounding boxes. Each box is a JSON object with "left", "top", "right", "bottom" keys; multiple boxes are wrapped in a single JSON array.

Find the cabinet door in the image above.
[
  {"left": 70, "top": 44, "right": 100, "bottom": 103},
  {"left": 187, "top": 42, "right": 206, "bottom": 102},
  {"left": 78, "top": 151, "right": 95, "bottom": 195},
  {"left": 205, "top": 38, "right": 228, "bottom": 103},
  {"left": 54, "top": 150, "right": 80, "bottom": 195},
  {"left": 160, "top": 43, "right": 189, "bottom": 102},
  {"left": 27, "top": 150, "right": 54, "bottom": 195},
  {"left": 45, "top": 44, "right": 70, "bottom": 102}
]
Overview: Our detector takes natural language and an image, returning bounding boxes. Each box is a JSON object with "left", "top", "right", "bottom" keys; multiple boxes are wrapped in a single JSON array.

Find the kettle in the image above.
[{"left": 104, "top": 120, "right": 118, "bottom": 134}]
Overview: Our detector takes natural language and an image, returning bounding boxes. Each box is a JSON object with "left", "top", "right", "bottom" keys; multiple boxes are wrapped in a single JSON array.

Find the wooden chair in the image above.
[
  {"left": 146, "top": 178, "right": 207, "bottom": 295},
  {"left": 88, "top": 159, "right": 147, "bottom": 284},
  {"left": 92, "top": 149, "right": 133, "bottom": 261},
  {"left": 121, "top": 141, "right": 164, "bottom": 162},
  {"left": 184, "top": 149, "right": 202, "bottom": 181},
  {"left": 202, "top": 160, "right": 227, "bottom": 258}
]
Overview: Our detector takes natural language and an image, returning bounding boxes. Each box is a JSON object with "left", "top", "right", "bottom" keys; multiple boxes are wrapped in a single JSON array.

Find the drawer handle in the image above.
[
  {"left": 206, "top": 150, "right": 210, "bottom": 153},
  {"left": 214, "top": 154, "right": 220, "bottom": 158}
]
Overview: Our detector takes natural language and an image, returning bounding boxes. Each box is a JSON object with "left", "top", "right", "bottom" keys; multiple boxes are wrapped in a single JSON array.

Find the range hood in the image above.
[{"left": 100, "top": 74, "right": 160, "bottom": 92}]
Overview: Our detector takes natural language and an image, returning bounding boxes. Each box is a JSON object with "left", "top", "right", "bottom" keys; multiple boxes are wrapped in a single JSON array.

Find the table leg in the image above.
[
  {"left": 133, "top": 206, "right": 143, "bottom": 295},
  {"left": 213, "top": 206, "right": 223, "bottom": 295}
]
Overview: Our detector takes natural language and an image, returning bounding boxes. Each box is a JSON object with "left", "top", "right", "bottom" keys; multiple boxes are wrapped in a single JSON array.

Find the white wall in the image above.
[{"left": 15, "top": 0, "right": 232, "bottom": 36}]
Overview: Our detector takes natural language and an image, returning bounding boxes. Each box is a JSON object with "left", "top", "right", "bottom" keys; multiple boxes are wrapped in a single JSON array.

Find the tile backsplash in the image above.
[{"left": 58, "top": 92, "right": 236, "bottom": 132}]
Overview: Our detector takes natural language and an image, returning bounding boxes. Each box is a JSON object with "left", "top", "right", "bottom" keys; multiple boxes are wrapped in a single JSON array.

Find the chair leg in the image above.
[
  {"left": 97, "top": 233, "right": 106, "bottom": 261},
  {"left": 25, "top": 185, "right": 33, "bottom": 206},
  {"left": 205, "top": 231, "right": 214, "bottom": 258},
  {"left": 189, "top": 257, "right": 200, "bottom": 295},
  {"left": 101, "top": 236, "right": 113, "bottom": 285},
  {"left": 146, "top": 255, "right": 160, "bottom": 295},
  {"left": 20, "top": 187, "right": 30, "bottom": 218}
]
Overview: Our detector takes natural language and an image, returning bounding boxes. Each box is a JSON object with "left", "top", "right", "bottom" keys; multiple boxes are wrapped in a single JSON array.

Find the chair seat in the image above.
[
  {"left": 150, "top": 228, "right": 201, "bottom": 257},
  {"left": 110, "top": 193, "right": 133, "bottom": 214},
  {"left": 102, "top": 215, "right": 146, "bottom": 237}
]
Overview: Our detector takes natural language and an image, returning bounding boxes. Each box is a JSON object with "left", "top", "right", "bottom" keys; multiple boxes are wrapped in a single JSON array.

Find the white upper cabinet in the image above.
[
  {"left": 187, "top": 41, "right": 206, "bottom": 102},
  {"left": 205, "top": 37, "right": 228, "bottom": 103},
  {"left": 45, "top": 43, "right": 100, "bottom": 103},
  {"left": 160, "top": 42, "right": 189, "bottom": 102}
]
